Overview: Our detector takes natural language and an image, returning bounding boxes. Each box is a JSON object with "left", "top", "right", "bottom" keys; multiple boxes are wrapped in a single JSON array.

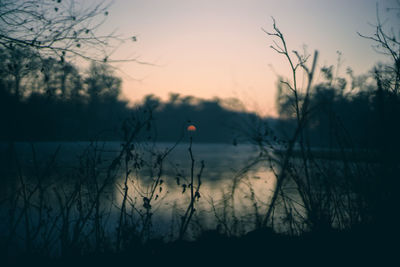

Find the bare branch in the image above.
[{"left": 0, "top": 0, "right": 138, "bottom": 63}]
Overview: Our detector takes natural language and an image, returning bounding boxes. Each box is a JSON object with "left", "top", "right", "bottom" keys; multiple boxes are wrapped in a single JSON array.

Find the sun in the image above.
[{"left": 187, "top": 125, "right": 196, "bottom": 132}]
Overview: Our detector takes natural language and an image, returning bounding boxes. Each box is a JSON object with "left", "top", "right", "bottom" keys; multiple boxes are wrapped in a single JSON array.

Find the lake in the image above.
[{"left": 0, "top": 141, "right": 277, "bottom": 250}]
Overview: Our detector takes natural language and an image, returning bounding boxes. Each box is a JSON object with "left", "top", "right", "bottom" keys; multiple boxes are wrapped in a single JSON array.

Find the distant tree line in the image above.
[
  {"left": 2, "top": 44, "right": 398, "bottom": 148},
  {"left": 274, "top": 61, "right": 400, "bottom": 150},
  {"left": 0, "top": 47, "right": 266, "bottom": 143},
  {"left": 0, "top": 46, "right": 127, "bottom": 141}
]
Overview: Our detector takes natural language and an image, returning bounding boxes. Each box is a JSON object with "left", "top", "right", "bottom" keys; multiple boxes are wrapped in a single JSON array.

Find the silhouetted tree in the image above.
[
  {"left": 0, "top": 46, "right": 40, "bottom": 98},
  {"left": 0, "top": 0, "right": 141, "bottom": 145},
  {"left": 85, "top": 62, "right": 122, "bottom": 102}
]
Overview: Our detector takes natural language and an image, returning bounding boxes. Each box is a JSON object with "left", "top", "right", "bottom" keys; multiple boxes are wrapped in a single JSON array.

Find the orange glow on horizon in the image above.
[{"left": 106, "top": 0, "right": 385, "bottom": 119}]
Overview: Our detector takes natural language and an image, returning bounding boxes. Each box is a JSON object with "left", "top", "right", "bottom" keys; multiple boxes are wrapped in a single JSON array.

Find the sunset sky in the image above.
[{"left": 98, "top": 0, "right": 396, "bottom": 116}]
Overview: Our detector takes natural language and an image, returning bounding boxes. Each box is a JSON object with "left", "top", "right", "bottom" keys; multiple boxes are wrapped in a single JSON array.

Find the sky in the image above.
[{"left": 96, "top": 0, "right": 398, "bottom": 117}]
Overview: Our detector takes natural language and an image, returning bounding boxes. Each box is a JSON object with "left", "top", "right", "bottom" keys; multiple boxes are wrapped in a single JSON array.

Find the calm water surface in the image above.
[{"left": 0, "top": 142, "right": 277, "bottom": 239}]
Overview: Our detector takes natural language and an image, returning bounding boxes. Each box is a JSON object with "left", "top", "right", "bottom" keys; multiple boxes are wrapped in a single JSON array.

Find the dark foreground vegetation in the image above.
[
  {"left": 6, "top": 229, "right": 396, "bottom": 266},
  {"left": 1, "top": 0, "right": 400, "bottom": 266}
]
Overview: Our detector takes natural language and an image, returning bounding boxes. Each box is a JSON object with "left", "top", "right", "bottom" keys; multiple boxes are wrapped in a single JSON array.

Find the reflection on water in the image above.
[
  {"left": 112, "top": 142, "right": 276, "bottom": 233},
  {"left": 109, "top": 142, "right": 276, "bottom": 235},
  {"left": 0, "top": 142, "right": 276, "bottom": 247}
]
